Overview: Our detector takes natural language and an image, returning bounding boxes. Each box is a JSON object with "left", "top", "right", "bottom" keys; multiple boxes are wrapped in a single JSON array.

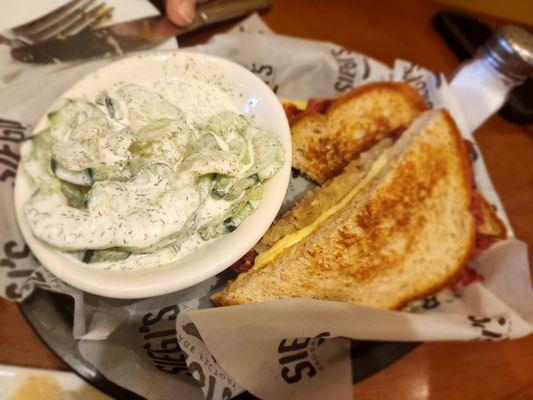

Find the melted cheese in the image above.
[
  {"left": 280, "top": 98, "right": 308, "bottom": 110},
  {"left": 253, "top": 150, "right": 391, "bottom": 270}
]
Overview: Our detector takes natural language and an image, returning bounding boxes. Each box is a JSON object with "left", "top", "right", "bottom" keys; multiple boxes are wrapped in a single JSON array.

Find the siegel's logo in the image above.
[
  {"left": 277, "top": 332, "right": 330, "bottom": 384},
  {"left": 331, "top": 47, "right": 370, "bottom": 93},
  {"left": 249, "top": 63, "right": 279, "bottom": 94},
  {"left": 398, "top": 63, "right": 435, "bottom": 108},
  {"left": 468, "top": 315, "right": 511, "bottom": 341},
  {"left": 0, "top": 118, "right": 26, "bottom": 185},
  {"left": 139, "top": 305, "right": 190, "bottom": 376},
  {"left": 1, "top": 240, "right": 35, "bottom": 299},
  {"left": 177, "top": 323, "right": 237, "bottom": 399}
]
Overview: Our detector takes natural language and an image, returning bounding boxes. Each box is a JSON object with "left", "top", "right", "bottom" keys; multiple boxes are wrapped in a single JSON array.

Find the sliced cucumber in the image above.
[
  {"left": 68, "top": 251, "right": 86, "bottom": 261},
  {"left": 53, "top": 160, "right": 130, "bottom": 185},
  {"left": 117, "top": 84, "right": 184, "bottom": 129},
  {"left": 257, "top": 162, "right": 281, "bottom": 182},
  {"left": 196, "top": 132, "right": 220, "bottom": 151},
  {"left": 91, "top": 165, "right": 113, "bottom": 182},
  {"left": 96, "top": 91, "right": 123, "bottom": 120},
  {"left": 21, "top": 129, "right": 56, "bottom": 183},
  {"left": 61, "top": 181, "right": 90, "bottom": 209},
  {"left": 134, "top": 118, "right": 192, "bottom": 143},
  {"left": 228, "top": 135, "right": 252, "bottom": 165},
  {"left": 198, "top": 174, "right": 215, "bottom": 203},
  {"left": 82, "top": 248, "right": 131, "bottom": 263},
  {"left": 25, "top": 97, "right": 279, "bottom": 260},
  {"left": 91, "top": 163, "right": 132, "bottom": 182},
  {"left": 180, "top": 151, "right": 242, "bottom": 177},
  {"left": 128, "top": 119, "right": 194, "bottom": 169},
  {"left": 47, "top": 99, "right": 104, "bottom": 140},
  {"left": 199, "top": 218, "right": 231, "bottom": 240},
  {"left": 225, "top": 174, "right": 260, "bottom": 200},
  {"left": 199, "top": 202, "right": 256, "bottom": 239},
  {"left": 51, "top": 117, "right": 132, "bottom": 173},
  {"left": 51, "top": 159, "right": 93, "bottom": 186},
  {"left": 211, "top": 175, "right": 234, "bottom": 198},
  {"left": 250, "top": 133, "right": 284, "bottom": 182},
  {"left": 199, "top": 184, "right": 263, "bottom": 240},
  {"left": 223, "top": 202, "right": 256, "bottom": 233},
  {"left": 204, "top": 111, "right": 247, "bottom": 140}
]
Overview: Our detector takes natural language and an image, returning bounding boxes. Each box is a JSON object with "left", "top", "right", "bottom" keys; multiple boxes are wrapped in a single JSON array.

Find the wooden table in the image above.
[{"left": 1, "top": 0, "right": 532, "bottom": 398}]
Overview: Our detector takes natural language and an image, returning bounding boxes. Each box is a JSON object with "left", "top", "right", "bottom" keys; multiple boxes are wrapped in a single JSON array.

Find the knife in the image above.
[{"left": 11, "top": 0, "right": 272, "bottom": 64}]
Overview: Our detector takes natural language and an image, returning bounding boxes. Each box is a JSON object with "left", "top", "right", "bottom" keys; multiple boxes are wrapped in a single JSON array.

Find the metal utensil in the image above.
[
  {"left": 10, "top": 0, "right": 272, "bottom": 64},
  {"left": 0, "top": 0, "right": 113, "bottom": 47}
]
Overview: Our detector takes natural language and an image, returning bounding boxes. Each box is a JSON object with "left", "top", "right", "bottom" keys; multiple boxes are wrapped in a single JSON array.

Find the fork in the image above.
[{"left": 0, "top": 0, "right": 113, "bottom": 48}]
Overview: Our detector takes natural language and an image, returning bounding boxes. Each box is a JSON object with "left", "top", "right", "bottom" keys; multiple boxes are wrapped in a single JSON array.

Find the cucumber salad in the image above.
[{"left": 21, "top": 83, "right": 284, "bottom": 270}]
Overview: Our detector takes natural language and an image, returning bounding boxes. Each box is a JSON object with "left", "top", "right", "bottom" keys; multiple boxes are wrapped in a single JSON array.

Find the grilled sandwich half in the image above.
[
  {"left": 213, "top": 109, "right": 479, "bottom": 309},
  {"left": 289, "top": 82, "right": 428, "bottom": 184}
]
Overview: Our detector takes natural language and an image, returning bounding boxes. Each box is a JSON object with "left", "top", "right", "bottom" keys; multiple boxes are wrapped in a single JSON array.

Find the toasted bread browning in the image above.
[
  {"left": 212, "top": 110, "right": 476, "bottom": 309},
  {"left": 291, "top": 82, "right": 428, "bottom": 184},
  {"left": 257, "top": 138, "right": 394, "bottom": 253}
]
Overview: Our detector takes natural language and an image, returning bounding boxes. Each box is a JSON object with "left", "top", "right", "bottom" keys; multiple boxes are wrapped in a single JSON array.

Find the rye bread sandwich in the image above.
[{"left": 212, "top": 105, "right": 506, "bottom": 309}]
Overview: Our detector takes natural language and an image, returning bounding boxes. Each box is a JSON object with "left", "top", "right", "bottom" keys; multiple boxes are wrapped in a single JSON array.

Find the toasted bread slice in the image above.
[
  {"left": 212, "top": 110, "right": 475, "bottom": 309},
  {"left": 256, "top": 137, "right": 394, "bottom": 253},
  {"left": 291, "top": 82, "right": 428, "bottom": 184}
]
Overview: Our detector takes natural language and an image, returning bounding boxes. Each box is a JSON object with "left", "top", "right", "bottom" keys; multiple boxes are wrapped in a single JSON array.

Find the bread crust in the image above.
[
  {"left": 333, "top": 82, "right": 429, "bottom": 115},
  {"left": 290, "top": 82, "right": 429, "bottom": 184},
  {"left": 389, "top": 110, "right": 476, "bottom": 309},
  {"left": 289, "top": 82, "right": 428, "bottom": 126}
]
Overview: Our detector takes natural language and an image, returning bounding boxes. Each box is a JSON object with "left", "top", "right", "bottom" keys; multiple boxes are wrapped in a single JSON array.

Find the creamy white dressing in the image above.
[
  {"left": 23, "top": 78, "right": 283, "bottom": 271},
  {"left": 27, "top": 170, "right": 199, "bottom": 250},
  {"left": 152, "top": 78, "right": 240, "bottom": 125},
  {"left": 96, "top": 246, "right": 180, "bottom": 271},
  {"left": 52, "top": 119, "right": 132, "bottom": 171}
]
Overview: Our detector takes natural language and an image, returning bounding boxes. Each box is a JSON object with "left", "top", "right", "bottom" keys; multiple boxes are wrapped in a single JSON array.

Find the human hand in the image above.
[{"left": 166, "top": 0, "right": 198, "bottom": 27}]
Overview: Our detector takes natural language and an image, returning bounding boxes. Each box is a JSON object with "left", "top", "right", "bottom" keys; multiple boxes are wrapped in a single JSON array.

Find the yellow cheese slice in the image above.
[
  {"left": 254, "top": 149, "right": 391, "bottom": 270},
  {"left": 279, "top": 98, "right": 308, "bottom": 110}
]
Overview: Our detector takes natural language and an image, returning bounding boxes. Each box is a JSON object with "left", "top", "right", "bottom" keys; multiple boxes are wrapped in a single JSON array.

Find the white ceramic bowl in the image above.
[{"left": 14, "top": 51, "right": 291, "bottom": 299}]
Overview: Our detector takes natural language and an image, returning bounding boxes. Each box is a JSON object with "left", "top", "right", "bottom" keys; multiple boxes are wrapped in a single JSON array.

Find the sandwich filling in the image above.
[{"left": 254, "top": 148, "right": 391, "bottom": 270}]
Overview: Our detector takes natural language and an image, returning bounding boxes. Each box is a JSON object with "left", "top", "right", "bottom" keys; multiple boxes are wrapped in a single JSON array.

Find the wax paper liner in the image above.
[{"left": 0, "top": 14, "right": 531, "bottom": 400}]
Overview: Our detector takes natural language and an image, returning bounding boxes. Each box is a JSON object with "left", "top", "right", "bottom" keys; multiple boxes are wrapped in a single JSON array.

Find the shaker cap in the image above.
[{"left": 481, "top": 25, "right": 533, "bottom": 81}]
